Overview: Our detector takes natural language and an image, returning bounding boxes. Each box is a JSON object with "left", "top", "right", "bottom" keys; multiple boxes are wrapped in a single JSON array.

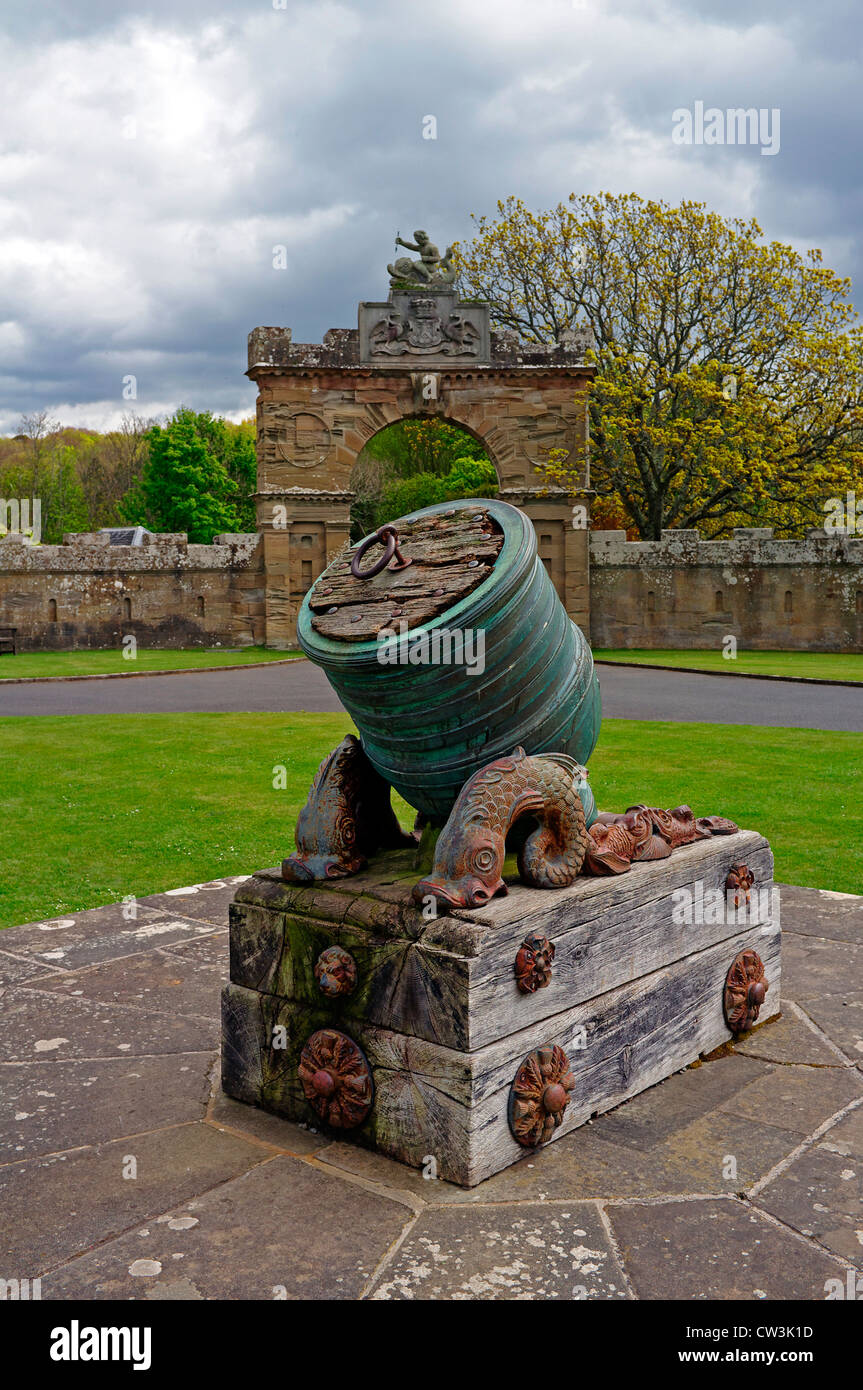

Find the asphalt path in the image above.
[{"left": 0, "top": 658, "right": 860, "bottom": 729}]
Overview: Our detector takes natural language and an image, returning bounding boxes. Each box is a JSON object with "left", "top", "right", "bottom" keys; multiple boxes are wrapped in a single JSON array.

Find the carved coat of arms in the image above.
[{"left": 369, "top": 298, "right": 481, "bottom": 358}]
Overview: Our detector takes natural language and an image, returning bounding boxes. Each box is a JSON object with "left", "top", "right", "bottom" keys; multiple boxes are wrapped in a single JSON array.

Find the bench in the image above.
[{"left": 0, "top": 627, "right": 17, "bottom": 655}]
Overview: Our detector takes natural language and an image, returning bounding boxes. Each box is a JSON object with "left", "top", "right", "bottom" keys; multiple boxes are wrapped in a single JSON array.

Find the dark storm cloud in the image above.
[{"left": 0, "top": 0, "right": 860, "bottom": 430}]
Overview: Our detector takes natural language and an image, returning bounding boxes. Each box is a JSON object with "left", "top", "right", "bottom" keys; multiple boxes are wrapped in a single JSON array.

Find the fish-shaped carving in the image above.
[
  {"left": 413, "top": 746, "right": 591, "bottom": 910},
  {"left": 283, "top": 734, "right": 417, "bottom": 883},
  {"left": 584, "top": 804, "right": 740, "bottom": 875}
]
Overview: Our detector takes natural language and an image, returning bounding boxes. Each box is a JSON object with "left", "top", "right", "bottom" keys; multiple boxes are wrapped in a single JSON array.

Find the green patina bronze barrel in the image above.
[{"left": 297, "top": 497, "right": 601, "bottom": 821}]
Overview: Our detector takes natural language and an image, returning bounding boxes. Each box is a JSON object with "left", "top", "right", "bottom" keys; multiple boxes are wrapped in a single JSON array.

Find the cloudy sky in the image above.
[{"left": 1, "top": 0, "right": 860, "bottom": 433}]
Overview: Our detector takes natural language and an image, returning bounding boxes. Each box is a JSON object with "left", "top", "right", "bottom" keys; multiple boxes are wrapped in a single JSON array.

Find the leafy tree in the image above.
[
  {"left": 0, "top": 439, "right": 88, "bottom": 542},
  {"left": 78, "top": 414, "right": 152, "bottom": 527},
  {"left": 219, "top": 418, "right": 257, "bottom": 531},
  {"left": 126, "top": 407, "right": 242, "bottom": 542},
  {"left": 365, "top": 419, "right": 488, "bottom": 478},
  {"left": 378, "top": 456, "right": 498, "bottom": 528},
  {"left": 41, "top": 445, "right": 90, "bottom": 541},
  {"left": 351, "top": 419, "right": 495, "bottom": 538},
  {"left": 458, "top": 193, "right": 863, "bottom": 537}
]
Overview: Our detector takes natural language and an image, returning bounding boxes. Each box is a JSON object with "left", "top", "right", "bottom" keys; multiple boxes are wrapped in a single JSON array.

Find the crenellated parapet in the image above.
[
  {"left": 0, "top": 533, "right": 265, "bottom": 650},
  {"left": 589, "top": 528, "right": 863, "bottom": 651}
]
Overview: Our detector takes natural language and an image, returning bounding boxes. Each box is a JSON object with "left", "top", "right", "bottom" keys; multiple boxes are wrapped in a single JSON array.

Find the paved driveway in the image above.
[{"left": 0, "top": 658, "right": 861, "bottom": 729}]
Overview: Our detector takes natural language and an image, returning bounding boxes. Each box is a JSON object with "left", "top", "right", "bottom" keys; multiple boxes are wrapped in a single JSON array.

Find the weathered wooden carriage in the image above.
[{"left": 222, "top": 499, "right": 779, "bottom": 1186}]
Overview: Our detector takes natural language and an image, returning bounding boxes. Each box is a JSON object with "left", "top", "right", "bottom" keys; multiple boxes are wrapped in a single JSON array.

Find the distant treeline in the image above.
[
  {"left": 1, "top": 411, "right": 504, "bottom": 546},
  {"left": 0, "top": 408, "right": 256, "bottom": 544}
]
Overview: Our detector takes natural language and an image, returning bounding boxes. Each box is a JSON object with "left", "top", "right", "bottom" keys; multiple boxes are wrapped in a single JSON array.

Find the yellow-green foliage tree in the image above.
[{"left": 458, "top": 193, "right": 863, "bottom": 537}]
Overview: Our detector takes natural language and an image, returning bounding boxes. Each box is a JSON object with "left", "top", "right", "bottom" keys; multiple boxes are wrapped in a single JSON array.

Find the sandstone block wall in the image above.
[
  {"left": 589, "top": 528, "right": 863, "bottom": 652},
  {"left": 0, "top": 532, "right": 265, "bottom": 651}
]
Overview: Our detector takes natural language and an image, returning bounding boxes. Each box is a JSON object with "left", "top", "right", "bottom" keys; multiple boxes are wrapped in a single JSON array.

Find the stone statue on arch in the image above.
[{"left": 388, "top": 230, "right": 457, "bottom": 288}]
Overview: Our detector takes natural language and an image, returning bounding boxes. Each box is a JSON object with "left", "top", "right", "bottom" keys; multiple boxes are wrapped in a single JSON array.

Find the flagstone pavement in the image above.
[{"left": 1, "top": 877, "right": 861, "bottom": 1301}]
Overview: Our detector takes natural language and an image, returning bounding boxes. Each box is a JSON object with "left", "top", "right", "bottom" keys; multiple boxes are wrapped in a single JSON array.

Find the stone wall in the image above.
[
  {"left": 4, "top": 522, "right": 862, "bottom": 654},
  {"left": 589, "top": 528, "right": 863, "bottom": 652},
  {"left": 0, "top": 532, "right": 265, "bottom": 650}
]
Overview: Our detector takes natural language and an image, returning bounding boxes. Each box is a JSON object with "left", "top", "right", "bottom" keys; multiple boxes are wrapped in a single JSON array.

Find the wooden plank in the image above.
[
  {"left": 461, "top": 921, "right": 781, "bottom": 1185},
  {"left": 221, "top": 921, "right": 781, "bottom": 1186},
  {"left": 229, "top": 831, "right": 775, "bottom": 1052},
  {"left": 463, "top": 834, "right": 775, "bottom": 1049}
]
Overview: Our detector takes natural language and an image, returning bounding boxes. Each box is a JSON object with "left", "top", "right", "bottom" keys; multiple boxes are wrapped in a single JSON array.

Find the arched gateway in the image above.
[{"left": 247, "top": 230, "right": 595, "bottom": 646}]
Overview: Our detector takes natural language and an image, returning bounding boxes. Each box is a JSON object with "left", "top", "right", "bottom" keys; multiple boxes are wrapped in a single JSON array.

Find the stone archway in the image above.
[
  {"left": 247, "top": 271, "right": 594, "bottom": 647},
  {"left": 348, "top": 414, "right": 501, "bottom": 541}
]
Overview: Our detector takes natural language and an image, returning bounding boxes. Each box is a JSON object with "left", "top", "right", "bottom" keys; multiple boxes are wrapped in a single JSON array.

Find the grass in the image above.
[
  {"left": 1, "top": 713, "right": 860, "bottom": 928},
  {"left": 0, "top": 647, "right": 301, "bottom": 680},
  {"left": 593, "top": 648, "right": 863, "bottom": 683}
]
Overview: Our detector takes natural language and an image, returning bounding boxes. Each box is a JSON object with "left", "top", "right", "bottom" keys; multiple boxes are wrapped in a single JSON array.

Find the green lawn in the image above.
[
  {"left": 594, "top": 649, "right": 863, "bottom": 683},
  {"left": 1, "top": 713, "right": 860, "bottom": 928},
  {"left": 0, "top": 647, "right": 301, "bottom": 680}
]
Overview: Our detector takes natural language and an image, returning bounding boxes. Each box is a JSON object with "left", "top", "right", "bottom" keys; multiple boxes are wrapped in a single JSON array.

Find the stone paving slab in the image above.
[
  {"left": 0, "top": 950, "right": 54, "bottom": 987},
  {"left": 734, "top": 1005, "right": 847, "bottom": 1065},
  {"left": 318, "top": 1106, "right": 799, "bottom": 1204},
  {"left": 137, "top": 878, "right": 250, "bottom": 925},
  {"left": 782, "top": 933, "right": 863, "bottom": 997},
  {"left": 719, "top": 1058, "right": 863, "bottom": 1135},
  {"left": 578, "top": 1054, "right": 771, "bottom": 1152},
  {"left": 607, "top": 1197, "right": 847, "bottom": 1300},
  {"left": 0, "top": 986, "right": 216, "bottom": 1060},
  {"left": 0, "top": 907, "right": 218, "bottom": 971},
  {"left": 1, "top": 1121, "right": 269, "bottom": 1273},
  {"left": 369, "top": 1201, "right": 630, "bottom": 1300},
  {"left": 0, "top": 1053, "right": 213, "bottom": 1162},
  {"left": 793, "top": 997, "right": 863, "bottom": 1065},
  {"left": 162, "top": 931, "right": 228, "bottom": 967},
  {"left": 42, "top": 1156, "right": 412, "bottom": 1301},
  {"left": 207, "top": 1089, "right": 330, "bottom": 1156},
  {"left": 0, "top": 881, "right": 860, "bottom": 1301},
  {"left": 32, "top": 945, "right": 226, "bottom": 1022},
  {"left": 778, "top": 885, "right": 863, "bottom": 944},
  {"left": 756, "top": 1147, "right": 863, "bottom": 1269}
]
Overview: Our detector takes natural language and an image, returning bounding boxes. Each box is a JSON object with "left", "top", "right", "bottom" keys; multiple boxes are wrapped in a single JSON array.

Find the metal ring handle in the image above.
[{"left": 350, "top": 525, "right": 411, "bottom": 579}]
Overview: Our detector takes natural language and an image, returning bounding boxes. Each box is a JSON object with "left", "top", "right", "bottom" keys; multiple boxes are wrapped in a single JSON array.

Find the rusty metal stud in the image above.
[
  {"left": 314, "top": 945, "right": 358, "bottom": 998},
  {"left": 726, "top": 863, "right": 755, "bottom": 909},
  {"left": 508, "top": 1044, "right": 575, "bottom": 1147},
  {"left": 514, "top": 932, "right": 555, "bottom": 994},
  {"left": 724, "top": 949, "right": 769, "bottom": 1035},
  {"left": 298, "top": 1028, "right": 373, "bottom": 1129}
]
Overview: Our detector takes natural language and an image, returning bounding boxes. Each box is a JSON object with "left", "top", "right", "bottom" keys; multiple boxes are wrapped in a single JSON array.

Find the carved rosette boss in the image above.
[
  {"left": 314, "top": 945, "right": 358, "bottom": 998},
  {"left": 724, "top": 950, "right": 769, "bottom": 1035},
  {"left": 514, "top": 933, "right": 556, "bottom": 994},
  {"left": 725, "top": 864, "right": 755, "bottom": 909},
  {"left": 298, "top": 1028, "right": 373, "bottom": 1129},
  {"left": 508, "top": 1044, "right": 576, "bottom": 1147}
]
